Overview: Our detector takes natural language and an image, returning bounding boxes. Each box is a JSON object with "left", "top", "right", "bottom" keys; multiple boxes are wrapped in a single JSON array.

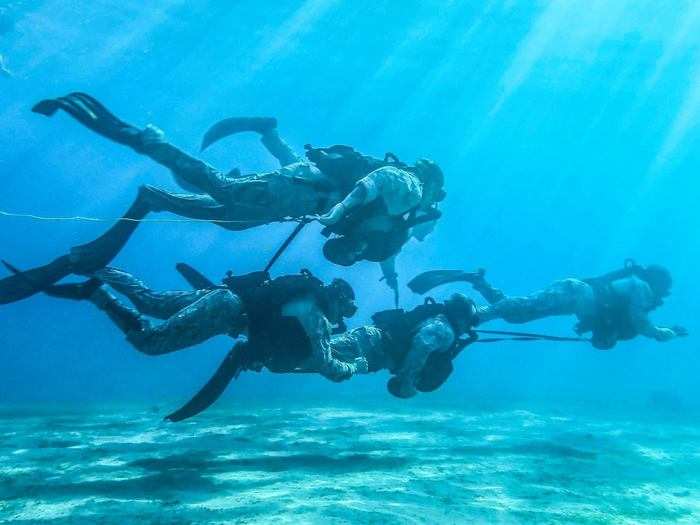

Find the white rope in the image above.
[{"left": 0, "top": 209, "right": 306, "bottom": 225}]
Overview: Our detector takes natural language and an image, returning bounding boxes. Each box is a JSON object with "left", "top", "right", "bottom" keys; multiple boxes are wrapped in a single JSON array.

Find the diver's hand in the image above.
[
  {"left": 353, "top": 357, "right": 369, "bottom": 374},
  {"left": 319, "top": 203, "right": 345, "bottom": 226},
  {"left": 140, "top": 124, "right": 166, "bottom": 146},
  {"left": 671, "top": 326, "right": 688, "bottom": 337}
]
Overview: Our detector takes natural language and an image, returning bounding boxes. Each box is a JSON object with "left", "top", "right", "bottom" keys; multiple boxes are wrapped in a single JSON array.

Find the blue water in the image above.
[{"left": 1, "top": 1, "right": 699, "bottom": 522}]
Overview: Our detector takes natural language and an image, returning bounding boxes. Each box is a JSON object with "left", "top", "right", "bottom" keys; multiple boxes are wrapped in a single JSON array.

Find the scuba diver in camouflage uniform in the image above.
[
  {"left": 164, "top": 290, "right": 478, "bottom": 421},
  {"left": 0, "top": 92, "right": 445, "bottom": 304},
  {"left": 410, "top": 262, "right": 688, "bottom": 350},
  {"left": 332, "top": 293, "right": 477, "bottom": 398},
  {"left": 20, "top": 264, "right": 368, "bottom": 385}
]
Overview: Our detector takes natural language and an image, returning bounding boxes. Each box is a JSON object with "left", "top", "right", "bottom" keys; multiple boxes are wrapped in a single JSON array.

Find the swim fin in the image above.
[
  {"left": 2, "top": 260, "right": 101, "bottom": 301},
  {"left": 175, "top": 263, "right": 216, "bottom": 290},
  {"left": 408, "top": 269, "right": 483, "bottom": 295},
  {"left": 165, "top": 341, "right": 250, "bottom": 422},
  {"left": 0, "top": 255, "right": 73, "bottom": 304},
  {"left": 33, "top": 92, "right": 145, "bottom": 151},
  {"left": 201, "top": 117, "right": 277, "bottom": 151}
]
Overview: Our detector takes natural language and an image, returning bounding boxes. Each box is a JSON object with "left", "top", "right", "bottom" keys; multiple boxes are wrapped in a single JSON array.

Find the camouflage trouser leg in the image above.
[
  {"left": 260, "top": 129, "right": 300, "bottom": 167},
  {"left": 144, "top": 142, "right": 320, "bottom": 222},
  {"left": 94, "top": 267, "right": 212, "bottom": 320},
  {"left": 126, "top": 288, "right": 244, "bottom": 356},
  {"left": 478, "top": 279, "right": 594, "bottom": 324}
]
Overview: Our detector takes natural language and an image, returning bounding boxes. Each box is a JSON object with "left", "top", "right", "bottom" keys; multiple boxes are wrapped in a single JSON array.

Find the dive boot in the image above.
[{"left": 90, "top": 287, "right": 145, "bottom": 334}]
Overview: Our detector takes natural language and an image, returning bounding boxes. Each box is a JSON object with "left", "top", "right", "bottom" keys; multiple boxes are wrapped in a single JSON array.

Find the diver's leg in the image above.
[
  {"left": 477, "top": 279, "right": 591, "bottom": 324},
  {"left": 33, "top": 93, "right": 235, "bottom": 196},
  {"left": 469, "top": 270, "right": 506, "bottom": 305},
  {"left": 92, "top": 287, "right": 244, "bottom": 355},
  {"left": 33, "top": 92, "right": 147, "bottom": 151},
  {"left": 260, "top": 128, "right": 301, "bottom": 167},
  {"left": 70, "top": 184, "right": 249, "bottom": 273},
  {"left": 94, "top": 267, "right": 213, "bottom": 320},
  {"left": 90, "top": 287, "right": 146, "bottom": 335}
]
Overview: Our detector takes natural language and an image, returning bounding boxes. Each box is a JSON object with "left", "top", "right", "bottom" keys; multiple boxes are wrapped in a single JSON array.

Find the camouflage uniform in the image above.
[{"left": 91, "top": 267, "right": 244, "bottom": 356}]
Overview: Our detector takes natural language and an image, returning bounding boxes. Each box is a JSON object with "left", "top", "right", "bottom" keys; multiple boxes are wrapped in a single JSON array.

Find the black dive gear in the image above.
[
  {"left": 372, "top": 297, "right": 478, "bottom": 396},
  {"left": 321, "top": 201, "right": 441, "bottom": 265}
]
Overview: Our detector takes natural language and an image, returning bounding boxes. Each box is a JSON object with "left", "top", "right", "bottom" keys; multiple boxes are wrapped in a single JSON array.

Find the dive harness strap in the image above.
[{"left": 263, "top": 218, "right": 311, "bottom": 274}]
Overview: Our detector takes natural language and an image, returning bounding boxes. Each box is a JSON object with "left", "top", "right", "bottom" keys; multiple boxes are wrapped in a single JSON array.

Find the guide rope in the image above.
[{"left": 0, "top": 209, "right": 307, "bottom": 225}]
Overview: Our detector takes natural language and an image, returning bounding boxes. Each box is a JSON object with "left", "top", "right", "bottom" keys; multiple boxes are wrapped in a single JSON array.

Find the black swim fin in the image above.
[
  {"left": 175, "top": 263, "right": 216, "bottom": 290},
  {"left": 408, "top": 269, "right": 483, "bottom": 295},
  {"left": 165, "top": 341, "right": 250, "bottom": 422},
  {"left": 2, "top": 260, "right": 101, "bottom": 301},
  {"left": 33, "top": 93, "right": 145, "bottom": 151},
  {"left": 201, "top": 117, "right": 277, "bottom": 151},
  {"left": 0, "top": 255, "right": 73, "bottom": 304}
]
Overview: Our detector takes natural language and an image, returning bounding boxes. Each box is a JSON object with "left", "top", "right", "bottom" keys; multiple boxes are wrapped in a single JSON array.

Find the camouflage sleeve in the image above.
[
  {"left": 395, "top": 316, "right": 455, "bottom": 398},
  {"left": 311, "top": 313, "right": 362, "bottom": 382}
]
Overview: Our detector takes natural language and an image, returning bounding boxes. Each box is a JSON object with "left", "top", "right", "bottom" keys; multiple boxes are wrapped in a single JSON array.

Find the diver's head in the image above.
[
  {"left": 641, "top": 264, "right": 672, "bottom": 299},
  {"left": 414, "top": 159, "right": 446, "bottom": 207},
  {"left": 325, "top": 277, "right": 358, "bottom": 322},
  {"left": 323, "top": 237, "right": 366, "bottom": 267},
  {"left": 444, "top": 293, "right": 476, "bottom": 334}
]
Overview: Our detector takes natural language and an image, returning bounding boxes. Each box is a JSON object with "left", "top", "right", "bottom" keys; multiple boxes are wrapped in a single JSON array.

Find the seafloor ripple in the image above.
[{"left": 1, "top": 404, "right": 699, "bottom": 523}]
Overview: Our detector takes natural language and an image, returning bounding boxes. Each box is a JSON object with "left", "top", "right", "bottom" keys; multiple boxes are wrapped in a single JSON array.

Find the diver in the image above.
[
  {"left": 0, "top": 92, "right": 445, "bottom": 303},
  {"left": 205, "top": 119, "right": 445, "bottom": 296},
  {"left": 166, "top": 291, "right": 478, "bottom": 421},
  {"left": 318, "top": 159, "right": 444, "bottom": 300},
  {"left": 27, "top": 264, "right": 367, "bottom": 382},
  {"left": 410, "top": 262, "right": 688, "bottom": 350},
  {"left": 367, "top": 293, "right": 476, "bottom": 398}
]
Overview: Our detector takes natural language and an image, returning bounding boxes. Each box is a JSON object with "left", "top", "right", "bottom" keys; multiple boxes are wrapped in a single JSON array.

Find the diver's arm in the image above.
[
  {"left": 293, "top": 300, "right": 368, "bottom": 381},
  {"left": 318, "top": 184, "right": 370, "bottom": 225},
  {"left": 313, "top": 330, "right": 368, "bottom": 382},
  {"left": 637, "top": 319, "right": 679, "bottom": 342},
  {"left": 393, "top": 318, "right": 455, "bottom": 398}
]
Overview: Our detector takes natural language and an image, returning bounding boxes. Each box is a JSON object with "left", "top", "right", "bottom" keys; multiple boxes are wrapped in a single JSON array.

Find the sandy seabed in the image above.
[{"left": 1, "top": 402, "right": 699, "bottom": 524}]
